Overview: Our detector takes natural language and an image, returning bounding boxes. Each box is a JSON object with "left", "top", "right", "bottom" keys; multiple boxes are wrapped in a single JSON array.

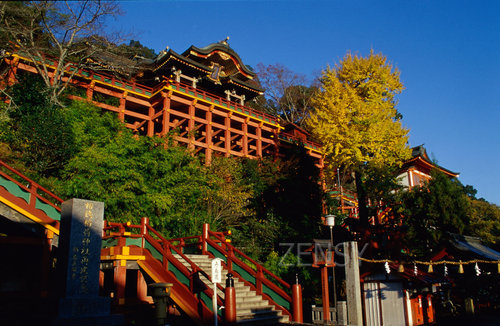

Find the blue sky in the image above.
[{"left": 109, "top": 1, "right": 500, "bottom": 204}]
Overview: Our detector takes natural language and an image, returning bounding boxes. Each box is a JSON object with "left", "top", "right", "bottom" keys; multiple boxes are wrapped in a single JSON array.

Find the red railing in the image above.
[
  {"left": 278, "top": 132, "right": 323, "bottom": 152},
  {"left": 102, "top": 221, "right": 298, "bottom": 321},
  {"left": 11, "top": 52, "right": 155, "bottom": 97},
  {"left": 0, "top": 160, "right": 62, "bottom": 224},
  {"left": 166, "top": 80, "right": 280, "bottom": 126},
  {"left": 10, "top": 51, "right": 329, "bottom": 158},
  {"left": 102, "top": 219, "right": 225, "bottom": 318},
  {"left": 201, "top": 224, "right": 293, "bottom": 320}
]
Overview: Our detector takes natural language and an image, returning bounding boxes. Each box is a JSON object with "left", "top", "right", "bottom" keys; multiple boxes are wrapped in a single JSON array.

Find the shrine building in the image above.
[{"left": 2, "top": 39, "right": 323, "bottom": 167}]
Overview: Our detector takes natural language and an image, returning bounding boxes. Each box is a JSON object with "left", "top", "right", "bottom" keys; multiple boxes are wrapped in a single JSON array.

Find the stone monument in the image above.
[{"left": 55, "top": 198, "right": 120, "bottom": 325}]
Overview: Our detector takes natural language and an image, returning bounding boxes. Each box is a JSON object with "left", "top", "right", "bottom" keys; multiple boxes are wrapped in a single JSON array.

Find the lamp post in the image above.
[{"left": 325, "top": 214, "right": 337, "bottom": 316}]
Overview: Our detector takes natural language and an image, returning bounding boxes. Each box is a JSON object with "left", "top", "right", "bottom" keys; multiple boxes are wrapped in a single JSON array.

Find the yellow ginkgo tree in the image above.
[{"left": 307, "top": 50, "right": 411, "bottom": 225}]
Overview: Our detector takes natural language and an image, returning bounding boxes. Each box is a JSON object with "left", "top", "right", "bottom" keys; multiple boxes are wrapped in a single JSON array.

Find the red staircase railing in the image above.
[
  {"left": 102, "top": 220, "right": 225, "bottom": 324},
  {"left": 0, "top": 160, "right": 62, "bottom": 231},
  {"left": 201, "top": 224, "right": 294, "bottom": 320},
  {"left": 102, "top": 221, "right": 299, "bottom": 322}
]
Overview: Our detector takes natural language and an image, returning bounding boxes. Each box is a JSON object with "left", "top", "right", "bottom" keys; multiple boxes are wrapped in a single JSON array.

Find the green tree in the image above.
[
  {"left": 112, "top": 40, "right": 157, "bottom": 59},
  {"left": 399, "top": 170, "right": 471, "bottom": 258},
  {"left": 205, "top": 156, "right": 254, "bottom": 230},
  {"left": 467, "top": 199, "right": 500, "bottom": 250},
  {"left": 54, "top": 101, "right": 212, "bottom": 238},
  {"left": 2, "top": 74, "right": 75, "bottom": 177},
  {"left": 307, "top": 51, "right": 411, "bottom": 225}
]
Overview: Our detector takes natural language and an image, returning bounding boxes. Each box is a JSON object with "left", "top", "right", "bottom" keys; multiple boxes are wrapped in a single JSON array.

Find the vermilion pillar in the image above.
[
  {"left": 114, "top": 259, "right": 127, "bottom": 305},
  {"left": 321, "top": 266, "right": 330, "bottom": 321},
  {"left": 202, "top": 223, "right": 209, "bottom": 254},
  {"left": 292, "top": 283, "right": 303, "bottom": 322},
  {"left": 225, "top": 273, "right": 236, "bottom": 325}
]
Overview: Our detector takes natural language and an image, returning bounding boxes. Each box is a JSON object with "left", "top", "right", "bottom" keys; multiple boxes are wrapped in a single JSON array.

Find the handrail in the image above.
[
  {"left": 102, "top": 221, "right": 225, "bottom": 311},
  {"left": 204, "top": 233, "right": 292, "bottom": 319},
  {"left": 328, "top": 186, "right": 357, "bottom": 200},
  {"left": 167, "top": 80, "right": 280, "bottom": 126},
  {"left": 278, "top": 132, "right": 323, "bottom": 152},
  {"left": 208, "top": 230, "right": 291, "bottom": 291},
  {"left": 0, "top": 160, "right": 63, "bottom": 213},
  {"left": 11, "top": 52, "right": 154, "bottom": 97}
]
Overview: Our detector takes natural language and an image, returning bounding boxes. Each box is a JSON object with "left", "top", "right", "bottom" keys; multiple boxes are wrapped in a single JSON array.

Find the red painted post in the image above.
[
  {"left": 99, "top": 270, "right": 105, "bottom": 291},
  {"left": 118, "top": 224, "right": 126, "bottom": 247},
  {"left": 202, "top": 223, "right": 209, "bottom": 254},
  {"left": 137, "top": 270, "right": 152, "bottom": 303},
  {"left": 29, "top": 184, "right": 38, "bottom": 208},
  {"left": 141, "top": 217, "right": 149, "bottom": 248},
  {"left": 292, "top": 282, "right": 303, "bottom": 322},
  {"left": 321, "top": 266, "right": 330, "bottom": 321},
  {"left": 256, "top": 266, "right": 263, "bottom": 295},
  {"left": 162, "top": 240, "right": 169, "bottom": 270},
  {"left": 225, "top": 273, "right": 236, "bottom": 325},
  {"left": 7, "top": 57, "right": 19, "bottom": 86},
  {"left": 114, "top": 260, "right": 127, "bottom": 305},
  {"left": 227, "top": 247, "right": 233, "bottom": 273}
]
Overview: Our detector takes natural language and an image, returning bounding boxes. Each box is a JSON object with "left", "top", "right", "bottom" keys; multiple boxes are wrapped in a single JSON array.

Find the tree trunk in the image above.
[{"left": 355, "top": 169, "right": 369, "bottom": 227}]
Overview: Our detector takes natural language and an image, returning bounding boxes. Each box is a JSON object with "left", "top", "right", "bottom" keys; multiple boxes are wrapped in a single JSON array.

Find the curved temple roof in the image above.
[
  {"left": 403, "top": 145, "right": 459, "bottom": 177},
  {"left": 183, "top": 41, "right": 257, "bottom": 79}
]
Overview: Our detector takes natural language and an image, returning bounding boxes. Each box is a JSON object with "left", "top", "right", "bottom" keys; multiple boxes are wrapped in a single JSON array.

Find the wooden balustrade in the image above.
[
  {"left": 203, "top": 226, "right": 293, "bottom": 319},
  {"left": 0, "top": 160, "right": 62, "bottom": 218},
  {"left": 102, "top": 220, "right": 225, "bottom": 306}
]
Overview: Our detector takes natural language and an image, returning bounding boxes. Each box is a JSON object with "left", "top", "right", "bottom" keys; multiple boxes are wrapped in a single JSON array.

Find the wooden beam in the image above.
[{"left": 147, "top": 105, "right": 154, "bottom": 137}]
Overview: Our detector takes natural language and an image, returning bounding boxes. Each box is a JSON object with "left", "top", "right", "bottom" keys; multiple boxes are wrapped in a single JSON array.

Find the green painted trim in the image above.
[
  {"left": 101, "top": 238, "right": 118, "bottom": 249},
  {"left": 263, "top": 284, "right": 290, "bottom": 310},
  {"left": 126, "top": 238, "right": 142, "bottom": 247},
  {"left": 200, "top": 291, "right": 212, "bottom": 312},
  {"left": 232, "top": 263, "right": 255, "bottom": 286},
  {"left": 168, "top": 263, "right": 190, "bottom": 287},
  {"left": 207, "top": 243, "right": 226, "bottom": 262},
  {"left": 0, "top": 176, "right": 30, "bottom": 203},
  {"left": 199, "top": 292, "right": 223, "bottom": 317},
  {"left": 145, "top": 240, "right": 163, "bottom": 261},
  {"left": 35, "top": 199, "right": 60, "bottom": 220}
]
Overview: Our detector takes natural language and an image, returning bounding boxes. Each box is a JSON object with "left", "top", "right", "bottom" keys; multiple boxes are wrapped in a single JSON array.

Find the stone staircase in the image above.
[{"left": 173, "top": 254, "right": 289, "bottom": 325}]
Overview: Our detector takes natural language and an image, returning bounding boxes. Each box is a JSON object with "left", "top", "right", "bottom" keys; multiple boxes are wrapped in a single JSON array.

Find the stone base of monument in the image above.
[{"left": 54, "top": 297, "right": 124, "bottom": 326}]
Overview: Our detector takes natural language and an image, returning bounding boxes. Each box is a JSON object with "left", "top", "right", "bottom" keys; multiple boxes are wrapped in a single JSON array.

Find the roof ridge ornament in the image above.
[{"left": 219, "top": 36, "right": 230, "bottom": 46}]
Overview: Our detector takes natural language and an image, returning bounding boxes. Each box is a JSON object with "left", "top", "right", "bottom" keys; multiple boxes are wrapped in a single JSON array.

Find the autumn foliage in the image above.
[{"left": 308, "top": 51, "right": 411, "bottom": 172}]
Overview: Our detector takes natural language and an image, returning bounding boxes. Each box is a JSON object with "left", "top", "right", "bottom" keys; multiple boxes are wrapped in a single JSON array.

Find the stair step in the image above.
[
  {"left": 236, "top": 311, "right": 284, "bottom": 325},
  {"left": 172, "top": 253, "right": 287, "bottom": 324},
  {"left": 237, "top": 306, "right": 275, "bottom": 316},
  {"left": 234, "top": 295, "right": 265, "bottom": 303},
  {"left": 236, "top": 300, "right": 269, "bottom": 309}
]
